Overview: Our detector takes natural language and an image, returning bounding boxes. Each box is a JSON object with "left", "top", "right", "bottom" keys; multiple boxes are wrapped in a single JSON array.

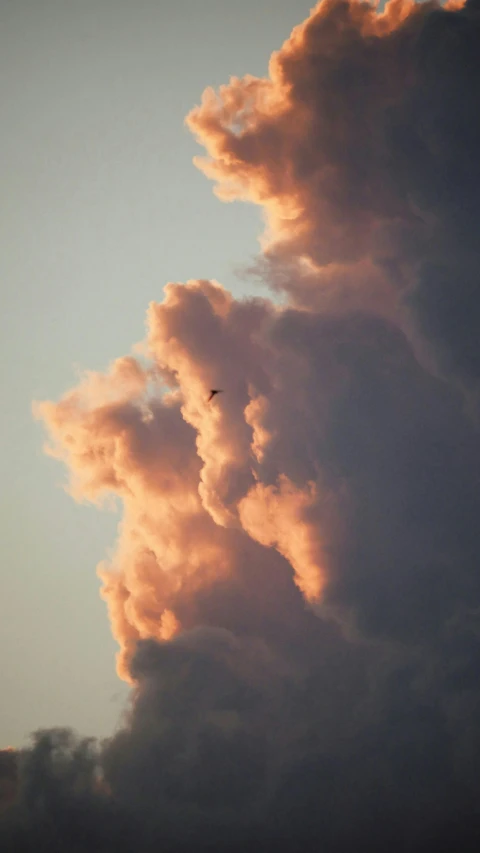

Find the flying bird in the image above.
[{"left": 207, "top": 389, "right": 223, "bottom": 402}]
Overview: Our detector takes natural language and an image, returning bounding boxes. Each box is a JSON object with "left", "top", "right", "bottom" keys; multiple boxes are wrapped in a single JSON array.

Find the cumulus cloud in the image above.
[
  {"left": 7, "top": 0, "right": 480, "bottom": 850},
  {"left": 188, "top": 0, "right": 480, "bottom": 384}
]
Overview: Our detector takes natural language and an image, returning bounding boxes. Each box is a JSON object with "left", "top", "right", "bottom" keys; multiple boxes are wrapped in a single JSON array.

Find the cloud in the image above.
[
  {"left": 0, "top": 750, "right": 17, "bottom": 815},
  {"left": 187, "top": 0, "right": 480, "bottom": 384},
  {"left": 0, "top": 731, "right": 137, "bottom": 853},
  {"left": 14, "top": 0, "right": 480, "bottom": 850}
]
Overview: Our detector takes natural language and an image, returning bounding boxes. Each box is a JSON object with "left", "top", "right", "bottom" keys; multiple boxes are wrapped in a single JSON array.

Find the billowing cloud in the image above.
[
  {"left": 7, "top": 0, "right": 480, "bottom": 850},
  {"left": 187, "top": 0, "right": 480, "bottom": 384}
]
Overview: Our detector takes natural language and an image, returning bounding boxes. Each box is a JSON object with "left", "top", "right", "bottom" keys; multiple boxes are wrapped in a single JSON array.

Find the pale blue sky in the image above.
[{"left": 0, "top": 0, "right": 314, "bottom": 746}]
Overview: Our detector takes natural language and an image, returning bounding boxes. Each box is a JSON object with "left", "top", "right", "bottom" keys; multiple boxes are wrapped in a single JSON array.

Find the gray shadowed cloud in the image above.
[{"left": 7, "top": 0, "right": 480, "bottom": 851}]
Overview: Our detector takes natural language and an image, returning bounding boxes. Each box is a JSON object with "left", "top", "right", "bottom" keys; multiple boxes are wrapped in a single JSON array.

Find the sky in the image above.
[
  {"left": 0, "top": 0, "right": 313, "bottom": 747},
  {"left": 3, "top": 0, "right": 480, "bottom": 851}
]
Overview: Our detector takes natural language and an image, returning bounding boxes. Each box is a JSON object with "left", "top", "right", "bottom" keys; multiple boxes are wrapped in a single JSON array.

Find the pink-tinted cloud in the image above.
[
  {"left": 186, "top": 0, "right": 427, "bottom": 270},
  {"left": 186, "top": 0, "right": 480, "bottom": 388},
  {"left": 34, "top": 280, "right": 335, "bottom": 675},
  {"left": 26, "top": 1, "right": 480, "bottom": 850}
]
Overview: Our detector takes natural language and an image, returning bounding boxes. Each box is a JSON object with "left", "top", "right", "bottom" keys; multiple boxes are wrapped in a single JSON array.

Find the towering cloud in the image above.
[
  {"left": 188, "top": 0, "right": 480, "bottom": 384},
  {"left": 6, "top": 0, "right": 480, "bottom": 850}
]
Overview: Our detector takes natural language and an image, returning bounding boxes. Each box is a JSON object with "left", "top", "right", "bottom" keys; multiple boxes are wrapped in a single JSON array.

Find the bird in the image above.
[{"left": 207, "top": 389, "right": 223, "bottom": 402}]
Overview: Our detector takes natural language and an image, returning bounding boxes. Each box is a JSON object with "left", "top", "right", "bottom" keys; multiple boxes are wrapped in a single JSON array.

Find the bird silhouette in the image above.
[{"left": 207, "top": 389, "right": 223, "bottom": 402}]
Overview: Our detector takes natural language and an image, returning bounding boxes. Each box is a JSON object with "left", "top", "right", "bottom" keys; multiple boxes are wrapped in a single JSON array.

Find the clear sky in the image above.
[{"left": 0, "top": 0, "right": 314, "bottom": 747}]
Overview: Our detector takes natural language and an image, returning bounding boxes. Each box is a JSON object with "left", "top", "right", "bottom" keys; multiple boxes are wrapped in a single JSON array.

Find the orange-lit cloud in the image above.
[
  {"left": 35, "top": 280, "right": 336, "bottom": 677},
  {"left": 186, "top": 0, "right": 427, "bottom": 271},
  {"left": 26, "top": 1, "right": 480, "bottom": 849},
  {"left": 35, "top": 0, "right": 480, "bottom": 682},
  {"left": 186, "top": 0, "right": 480, "bottom": 387}
]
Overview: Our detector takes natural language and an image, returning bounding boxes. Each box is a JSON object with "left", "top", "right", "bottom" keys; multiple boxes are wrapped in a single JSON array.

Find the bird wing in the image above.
[{"left": 207, "top": 389, "right": 223, "bottom": 402}]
